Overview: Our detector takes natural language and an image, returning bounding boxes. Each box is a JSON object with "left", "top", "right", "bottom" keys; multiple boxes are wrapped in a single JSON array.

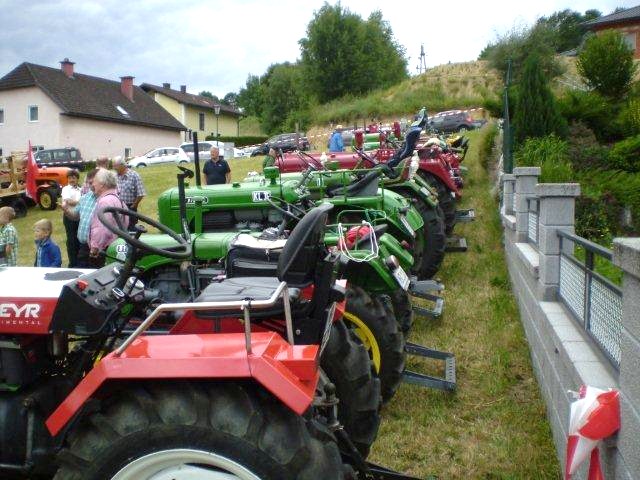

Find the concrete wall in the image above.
[
  {"left": 0, "top": 86, "right": 62, "bottom": 154},
  {"left": 59, "top": 116, "right": 181, "bottom": 160},
  {"left": 501, "top": 170, "right": 640, "bottom": 479}
]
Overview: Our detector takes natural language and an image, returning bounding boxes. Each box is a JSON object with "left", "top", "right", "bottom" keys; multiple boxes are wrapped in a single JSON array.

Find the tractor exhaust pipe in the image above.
[{"left": 192, "top": 132, "right": 202, "bottom": 187}]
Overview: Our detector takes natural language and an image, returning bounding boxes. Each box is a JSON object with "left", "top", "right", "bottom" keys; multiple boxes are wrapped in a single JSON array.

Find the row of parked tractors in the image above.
[{"left": 0, "top": 109, "right": 475, "bottom": 479}]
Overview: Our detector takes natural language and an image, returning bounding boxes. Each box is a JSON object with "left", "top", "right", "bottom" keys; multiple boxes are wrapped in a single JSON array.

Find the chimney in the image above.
[
  {"left": 162, "top": 82, "right": 171, "bottom": 89},
  {"left": 60, "top": 58, "right": 75, "bottom": 78},
  {"left": 180, "top": 85, "right": 187, "bottom": 93},
  {"left": 120, "top": 76, "right": 134, "bottom": 102}
]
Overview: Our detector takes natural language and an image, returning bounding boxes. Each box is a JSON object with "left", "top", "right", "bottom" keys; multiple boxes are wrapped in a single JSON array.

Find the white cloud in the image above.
[{"left": 0, "top": 0, "right": 633, "bottom": 96}]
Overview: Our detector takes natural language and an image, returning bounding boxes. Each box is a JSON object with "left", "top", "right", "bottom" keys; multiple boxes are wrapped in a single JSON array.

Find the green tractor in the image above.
[{"left": 108, "top": 165, "right": 453, "bottom": 402}]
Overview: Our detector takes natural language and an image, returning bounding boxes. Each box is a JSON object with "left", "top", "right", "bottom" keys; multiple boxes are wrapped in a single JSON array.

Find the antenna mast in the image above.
[{"left": 417, "top": 43, "right": 427, "bottom": 74}]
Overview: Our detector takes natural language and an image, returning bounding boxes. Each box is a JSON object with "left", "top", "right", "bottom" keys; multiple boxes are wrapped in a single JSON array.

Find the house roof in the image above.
[
  {"left": 140, "top": 83, "right": 242, "bottom": 117},
  {"left": 0, "top": 62, "right": 186, "bottom": 131},
  {"left": 584, "top": 5, "right": 640, "bottom": 28}
]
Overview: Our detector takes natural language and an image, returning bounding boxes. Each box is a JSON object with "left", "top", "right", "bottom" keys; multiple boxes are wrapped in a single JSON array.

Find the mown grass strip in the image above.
[{"left": 369, "top": 127, "right": 560, "bottom": 478}]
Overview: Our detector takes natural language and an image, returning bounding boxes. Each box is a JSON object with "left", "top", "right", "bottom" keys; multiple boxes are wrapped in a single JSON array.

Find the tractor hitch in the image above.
[
  {"left": 455, "top": 208, "right": 475, "bottom": 223},
  {"left": 408, "top": 278, "right": 444, "bottom": 318},
  {"left": 403, "top": 342, "right": 456, "bottom": 392}
]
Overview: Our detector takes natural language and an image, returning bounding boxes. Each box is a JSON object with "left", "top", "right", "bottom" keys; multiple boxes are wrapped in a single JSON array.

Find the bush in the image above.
[
  {"left": 479, "top": 122, "right": 498, "bottom": 170},
  {"left": 608, "top": 135, "right": 640, "bottom": 172},
  {"left": 566, "top": 122, "right": 610, "bottom": 170},
  {"left": 482, "top": 97, "right": 503, "bottom": 118},
  {"left": 575, "top": 194, "right": 615, "bottom": 242},
  {"left": 514, "top": 134, "right": 573, "bottom": 182},
  {"left": 616, "top": 98, "right": 640, "bottom": 137},
  {"left": 577, "top": 30, "right": 637, "bottom": 100},
  {"left": 557, "top": 90, "right": 624, "bottom": 142}
]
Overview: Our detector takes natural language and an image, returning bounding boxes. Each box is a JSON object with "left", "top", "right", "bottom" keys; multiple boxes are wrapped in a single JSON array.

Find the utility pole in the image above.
[{"left": 417, "top": 44, "right": 427, "bottom": 74}]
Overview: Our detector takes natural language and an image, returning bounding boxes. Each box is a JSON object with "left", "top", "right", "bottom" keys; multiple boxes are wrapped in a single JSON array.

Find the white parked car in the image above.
[
  {"left": 180, "top": 141, "right": 243, "bottom": 161},
  {"left": 128, "top": 147, "right": 189, "bottom": 168}
]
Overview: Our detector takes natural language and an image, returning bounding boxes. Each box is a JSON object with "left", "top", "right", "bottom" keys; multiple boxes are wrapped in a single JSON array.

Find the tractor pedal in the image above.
[
  {"left": 403, "top": 342, "right": 456, "bottom": 392},
  {"left": 455, "top": 208, "right": 475, "bottom": 222},
  {"left": 445, "top": 235, "right": 468, "bottom": 252}
]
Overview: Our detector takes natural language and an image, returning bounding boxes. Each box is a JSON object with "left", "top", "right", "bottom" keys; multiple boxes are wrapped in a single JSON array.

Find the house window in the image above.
[
  {"left": 116, "top": 105, "right": 130, "bottom": 117},
  {"left": 28, "top": 105, "right": 38, "bottom": 122},
  {"left": 199, "top": 113, "right": 205, "bottom": 131},
  {"left": 0, "top": 108, "right": 4, "bottom": 125},
  {"left": 124, "top": 147, "right": 132, "bottom": 159},
  {"left": 624, "top": 32, "right": 637, "bottom": 51}
]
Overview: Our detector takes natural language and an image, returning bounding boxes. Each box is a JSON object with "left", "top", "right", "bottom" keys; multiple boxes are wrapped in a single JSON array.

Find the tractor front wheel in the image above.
[
  {"left": 38, "top": 187, "right": 58, "bottom": 210},
  {"left": 54, "top": 382, "right": 346, "bottom": 480}
]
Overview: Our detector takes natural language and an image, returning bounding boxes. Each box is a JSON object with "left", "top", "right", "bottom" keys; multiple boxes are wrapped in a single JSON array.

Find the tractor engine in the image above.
[{"left": 200, "top": 208, "right": 284, "bottom": 232}]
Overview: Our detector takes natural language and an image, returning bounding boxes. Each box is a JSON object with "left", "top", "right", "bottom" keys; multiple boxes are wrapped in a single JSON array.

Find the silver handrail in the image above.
[{"left": 114, "top": 281, "right": 289, "bottom": 356}]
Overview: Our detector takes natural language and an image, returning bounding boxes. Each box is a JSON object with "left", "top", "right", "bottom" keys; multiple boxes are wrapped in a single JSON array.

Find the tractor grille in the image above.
[{"left": 201, "top": 211, "right": 235, "bottom": 231}]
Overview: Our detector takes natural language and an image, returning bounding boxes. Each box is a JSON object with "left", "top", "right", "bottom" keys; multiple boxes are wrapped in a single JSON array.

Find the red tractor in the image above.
[{"left": 0, "top": 204, "right": 421, "bottom": 479}]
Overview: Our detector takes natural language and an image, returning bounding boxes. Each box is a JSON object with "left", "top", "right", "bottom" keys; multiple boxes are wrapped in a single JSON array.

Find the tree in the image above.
[
  {"left": 299, "top": 2, "right": 407, "bottom": 103},
  {"left": 577, "top": 29, "right": 637, "bottom": 99},
  {"left": 237, "top": 74, "right": 264, "bottom": 117},
  {"left": 535, "top": 9, "right": 601, "bottom": 53},
  {"left": 223, "top": 92, "right": 238, "bottom": 107},
  {"left": 259, "top": 63, "right": 309, "bottom": 134},
  {"left": 513, "top": 54, "right": 567, "bottom": 145},
  {"left": 199, "top": 91, "right": 219, "bottom": 102}
]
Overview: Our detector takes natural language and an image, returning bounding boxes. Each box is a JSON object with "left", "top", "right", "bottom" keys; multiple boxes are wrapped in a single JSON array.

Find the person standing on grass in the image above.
[
  {"left": 203, "top": 146, "right": 231, "bottom": 185},
  {"left": 262, "top": 147, "right": 277, "bottom": 170},
  {"left": 33, "top": 218, "right": 61, "bottom": 268},
  {"left": 328, "top": 125, "right": 344, "bottom": 152},
  {"left": 88, "top": 169, "right": 126, "bottom": 268},
  {"left": 63, "top": 168, "right": 99, "bottom": 268},
  {"left": 113, "top": 156, "right": 145, "bottom": 229},
  {"left": 0, "top": 206, "right": 17, "bottom": 267},
  {"left": 61, "top": 169, "right": 81, "bottom": 267}
]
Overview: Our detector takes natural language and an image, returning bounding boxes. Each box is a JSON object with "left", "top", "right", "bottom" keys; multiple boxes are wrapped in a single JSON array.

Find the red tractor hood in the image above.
[{"left": 0, "top": 267, "right": 91, "bottom": 334}]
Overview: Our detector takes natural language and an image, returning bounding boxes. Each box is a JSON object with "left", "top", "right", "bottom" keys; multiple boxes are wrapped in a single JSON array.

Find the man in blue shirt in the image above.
[
  {"left": 62, "top": 168, "right": 98, "bottom": 268},
  {"left": 329, "top": 125, "right": 344, "bottom": 152},
  {"left": 203, "top": 146, "right": 231, "bottom": 185}
]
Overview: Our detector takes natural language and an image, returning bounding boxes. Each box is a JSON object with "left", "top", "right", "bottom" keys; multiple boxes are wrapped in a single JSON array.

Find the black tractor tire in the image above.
[
  {"left": 321, "top": 320, "right": 381, "bottom": 457},
  {"left": 38, "top": 187, "right": 58, "bottom": 210},
  {"left": 343, "top": 286, "right": 405, "bottom": 403},
  {"left": 393, "top": 187, "right": 446, "bottom": 279},
  {"left": 389, "top": 289, "right": 414, "bottom": 337},
  {"left": 54, "top": 382, "right": 346, "bottom": 480},
  {"left": 419, "top": 171, "right": 457, "bottom": 236}
]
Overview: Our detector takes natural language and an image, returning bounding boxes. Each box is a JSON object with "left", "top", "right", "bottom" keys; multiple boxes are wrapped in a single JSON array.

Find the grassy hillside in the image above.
[{"left": 310, "top": 60, "right": 502, "bottom": 126}]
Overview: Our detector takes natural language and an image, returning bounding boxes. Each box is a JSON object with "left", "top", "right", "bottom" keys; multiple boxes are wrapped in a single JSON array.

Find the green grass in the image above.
[
  {"left": 9, "top": 130, "right": 560, "bottom": 477},
  {"left": 369, "top": 127, "right": 560, "bottom": 478}
]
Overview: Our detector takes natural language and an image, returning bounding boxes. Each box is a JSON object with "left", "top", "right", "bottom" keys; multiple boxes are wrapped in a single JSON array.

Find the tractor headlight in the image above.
[{"left": 409, "top": 153, "right": 419, "bottom": 180}]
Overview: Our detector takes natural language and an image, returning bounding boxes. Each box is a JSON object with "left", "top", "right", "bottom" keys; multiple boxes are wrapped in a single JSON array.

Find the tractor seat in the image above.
[
  {"left": 194, "top": 276, "right": 302, "bottom": 318},
  {"left": 326, "top": 170, "right": 380, "bottom": 197}
]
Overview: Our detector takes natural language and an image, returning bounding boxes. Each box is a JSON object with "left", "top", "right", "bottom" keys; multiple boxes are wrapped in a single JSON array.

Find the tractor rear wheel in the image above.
[
  {"left": 343, "top": 286, "right": 405, "bottom": 403},
  {"left": 38, "top": 187, "right": 58, "bottom": 210},
  {"left": 54, "top": 382, "right": 346, "bottom": 480},
  {"left": 321, "top": 319, "right": 381, "bottom": 457},
  {"left": 419, "top": 171, "right": 457, "bottom": 235}
]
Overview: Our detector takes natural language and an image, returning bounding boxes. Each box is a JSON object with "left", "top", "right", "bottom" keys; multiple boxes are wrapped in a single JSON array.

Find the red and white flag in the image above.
[
  {"left": 26, "top": 141, "right": 38, "bottom": 200},
  {"left": 565, "top": 385, "right": 620, "bottom": 480}
]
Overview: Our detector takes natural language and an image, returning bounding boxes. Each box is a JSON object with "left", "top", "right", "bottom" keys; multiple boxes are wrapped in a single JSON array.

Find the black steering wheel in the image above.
[{"left": 97, "top": 206, "right": 192, "bottom": 260}]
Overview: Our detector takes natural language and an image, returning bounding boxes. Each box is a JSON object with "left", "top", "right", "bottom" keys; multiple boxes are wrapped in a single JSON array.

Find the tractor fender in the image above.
[
  {"left": 45, "top": 332, "right": 319, "bottom": 436},
  {"left": 417, "top": 160, "right": 461, "bottom": 198},
  {"left": 379, "top": 190, "right": 424, "bottom": 235}
]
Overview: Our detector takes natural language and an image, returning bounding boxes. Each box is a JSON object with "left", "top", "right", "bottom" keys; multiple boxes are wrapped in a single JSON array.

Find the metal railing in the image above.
[
  {"left": 527, "top": 197, "right": 539, "bottom": 245},
  {"left": 557, "top": 230, "right": 622, "bottom": 369}
]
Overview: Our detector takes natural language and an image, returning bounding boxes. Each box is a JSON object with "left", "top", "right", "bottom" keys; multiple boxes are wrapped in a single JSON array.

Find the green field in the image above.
[{"left": 8, "top": 132, "right": 560, "bottom": 478}]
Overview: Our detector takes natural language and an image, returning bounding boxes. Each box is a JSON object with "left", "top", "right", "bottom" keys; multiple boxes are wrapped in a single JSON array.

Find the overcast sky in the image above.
[{"left": 0, "top": 0, "right": 633, "bottom": 97}]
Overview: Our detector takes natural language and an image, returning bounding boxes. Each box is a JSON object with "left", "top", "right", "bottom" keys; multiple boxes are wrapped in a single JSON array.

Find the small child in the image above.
[
  {"left": 0, "top": 206, "right": 18, "bottom": 267},
  {"left": 34, "top": 218, "right": 61, "bottom": 268}
]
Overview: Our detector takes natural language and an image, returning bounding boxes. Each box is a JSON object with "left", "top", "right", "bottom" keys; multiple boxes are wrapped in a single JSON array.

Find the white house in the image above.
[{"left": 0, "top": 59, "right": 186, "bottom": 160}]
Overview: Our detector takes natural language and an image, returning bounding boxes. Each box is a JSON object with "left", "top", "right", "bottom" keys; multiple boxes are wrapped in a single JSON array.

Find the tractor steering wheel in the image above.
[
  {"left": 97, "top": 206, "right": 192, "bottom": 260},
  {"left": 354, "top": 148, "right": 395, "bottom": 177}
]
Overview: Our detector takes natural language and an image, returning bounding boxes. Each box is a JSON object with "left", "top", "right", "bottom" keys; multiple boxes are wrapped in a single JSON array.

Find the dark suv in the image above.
[
  {"left": 34, "top": 147, "right": 85, "bottom": 170},
  {"left": 251, "top": 133, "right": 310, "bottom": 156},
  {"left": 428, "top": 110, "right": 476, "bottom": 134}
]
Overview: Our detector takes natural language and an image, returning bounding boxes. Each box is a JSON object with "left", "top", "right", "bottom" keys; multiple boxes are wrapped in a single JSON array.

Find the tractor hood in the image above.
[{"left": 158, "top": 180, "right": 306, "bottom": 233}]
